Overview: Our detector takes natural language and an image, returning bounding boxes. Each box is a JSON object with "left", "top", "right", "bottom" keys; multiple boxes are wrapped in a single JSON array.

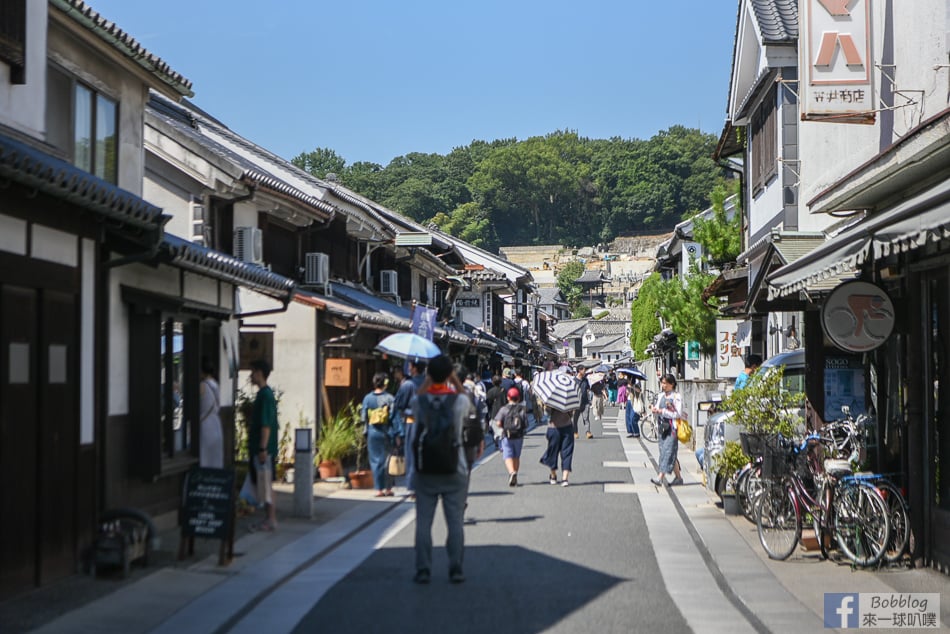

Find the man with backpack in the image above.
[
  {"left": 492, "top": 387, "right": 528, "bottom": 487},
  {"left": 408, "top": 355, "right": 473, "bottom": 585},
  {"left": 513, "top": 367, "right": 535, "bottom": 428}
]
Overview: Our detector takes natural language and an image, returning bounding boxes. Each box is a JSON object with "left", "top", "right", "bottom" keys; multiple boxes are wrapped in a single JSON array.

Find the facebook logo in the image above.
[{"left": 825, "top": 593, "right": 859, "bottom": 628}]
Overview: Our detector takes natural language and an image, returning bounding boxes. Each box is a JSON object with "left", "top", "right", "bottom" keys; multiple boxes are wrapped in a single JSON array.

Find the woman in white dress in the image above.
[{"left": 199, "top": 358, "right": 224, "bottom": 468}]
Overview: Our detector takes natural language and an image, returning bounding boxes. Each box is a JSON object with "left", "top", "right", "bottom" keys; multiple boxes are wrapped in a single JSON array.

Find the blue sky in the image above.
[{"left": 89, "top": 0, "right": 737, "bottom": 167}]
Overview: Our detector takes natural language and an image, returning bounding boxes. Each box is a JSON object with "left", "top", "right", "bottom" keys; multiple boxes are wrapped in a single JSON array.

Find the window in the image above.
[
  {"left": 750, "top": 86, "right": 778, "bottom": 195},
  {"left": 75, "top": 84, "right": 118, "bottom": 183},
  {"left": 0, "top": 0, "right": 26, "bottom": 84},
  {"left": 161, "top": 319, "right": 192, "bottom": 457},
  {"left": 46, "top": 65, "right": 119, "bottom": 184}
]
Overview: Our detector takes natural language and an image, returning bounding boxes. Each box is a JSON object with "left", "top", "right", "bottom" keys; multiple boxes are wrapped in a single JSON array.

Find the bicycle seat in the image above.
[{"left": 823, "top": 459, "right": 853, "bottom": 476}]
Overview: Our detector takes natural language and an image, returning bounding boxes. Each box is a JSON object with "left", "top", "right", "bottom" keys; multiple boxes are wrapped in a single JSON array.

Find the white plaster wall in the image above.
[
  {"left": 32, "top": 224, "right": 78, "bottom": 267},
  {"left": 749, "top": 177, "right": 785, "bottom": 238},
  {"left": 81, "top": 239, "right": 95, "bottom": 444},
  {"left": 0, "top": 214, "right": 28, "bottom": 255},
  {"left": 799, "top": 1, "right": 950, "bottom": 209},
  {"left": 0, "top": 1, "right": 46, "bottom": 138},
  {"left": 241, "top": 301, "right": 317, "bottom": 430},
  {"left": 108, "top": 273, "right": 132, "bottom": 416},
  {"left": 234, "top": 200, "right": 259, "bottom": 229},
  {"left": 182, "top": 272, "right": 220, "bottom": 306},
  {"left": 144, "top": 172, "right": 192, "bottom": 239}
]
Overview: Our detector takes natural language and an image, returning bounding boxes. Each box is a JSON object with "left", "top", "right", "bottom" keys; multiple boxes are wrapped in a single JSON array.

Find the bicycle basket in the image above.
[
  {"left": 760, "top": 436, "right": 794, "bottom": 479},
  {"left": 739, "top": 432, "right": 769, "bottom": 458}
]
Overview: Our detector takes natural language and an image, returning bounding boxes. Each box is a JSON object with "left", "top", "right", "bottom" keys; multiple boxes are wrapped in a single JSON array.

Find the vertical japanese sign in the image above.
[
  {"left": 411, "top": 305, "right": 437, "bottom": 341},
  {"left": 801, "top": 0, "right": 874, "bottom": 122},
  {"left": 716, "top": 319, "right": 745, "bottom": 378}
]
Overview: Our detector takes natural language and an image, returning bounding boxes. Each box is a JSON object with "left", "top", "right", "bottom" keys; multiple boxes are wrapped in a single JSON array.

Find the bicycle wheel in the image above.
[
  {"left": 756, "top": 481, "right": 801, "bottom": 561},
  {"left": 738, "top": 465, "right": 765, "bottom": 523},
  {"left": 833, "top": 482, "right": 889, "bottom": 567},
  {"left": 640, "top": 417, "right": 658, "bottom": 443},
  {"left": 877, "top": 481, "right": 910, "bottom": 564}
]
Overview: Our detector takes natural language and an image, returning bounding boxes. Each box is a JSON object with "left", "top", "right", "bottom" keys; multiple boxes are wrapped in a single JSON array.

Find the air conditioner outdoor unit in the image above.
[
  {"left": 379, "top": 269, "right": 398, "bottom": 295},
  {"left": 233, "top": 226, "right": 263, "bottom": 264},
  {"left": 305, "top": 252, "right": 330, "bottom": 285}
]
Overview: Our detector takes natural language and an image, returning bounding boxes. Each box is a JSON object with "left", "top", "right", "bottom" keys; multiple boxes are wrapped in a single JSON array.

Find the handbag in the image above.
[
  {"left": 254, "top": 457, "right": 273, "bottom": 505},
  {"left": 388, "top": 448, "right": 406, "bottom": 476},
  {"left": 677, "top": 418, "right": 693, "bottom": 444},
  {"left": 658, "top": 417, "right": 672, "bottom": 438}
]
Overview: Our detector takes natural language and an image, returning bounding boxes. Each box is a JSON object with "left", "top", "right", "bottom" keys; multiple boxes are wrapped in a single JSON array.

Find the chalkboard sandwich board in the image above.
[{"left": 180, "top": 467, "right": 236, "bottom": 564}]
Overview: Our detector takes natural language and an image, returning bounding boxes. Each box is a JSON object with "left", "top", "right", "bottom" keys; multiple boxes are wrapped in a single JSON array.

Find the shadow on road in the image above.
[{"left": 294, "top": 545, "right": 624, "bottom": 634}]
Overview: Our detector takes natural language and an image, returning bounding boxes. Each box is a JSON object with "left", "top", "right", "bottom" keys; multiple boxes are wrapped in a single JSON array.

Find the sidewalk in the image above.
[
  {"left": 0, "top": 478, "right": 409, "bottom": 633},
  {"left": 617, "top": 411, "right": 950, "bottom": 632}
]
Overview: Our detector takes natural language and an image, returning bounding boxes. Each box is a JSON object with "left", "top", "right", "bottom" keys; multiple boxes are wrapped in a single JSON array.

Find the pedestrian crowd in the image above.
[{"left": 241, "top": 354, "right": 667, "bottom": 586}]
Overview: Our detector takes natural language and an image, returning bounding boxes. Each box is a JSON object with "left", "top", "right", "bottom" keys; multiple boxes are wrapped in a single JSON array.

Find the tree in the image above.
[
  {"left": 292, "top": 147, "right": 346, "bottom": 179},
  {"left": 429, "top": 202, "right": 495, "bottom": 249},
  {"left": 289, "top": 127, "right": 722, "bottom": 246},
  {"left": 658, "top": 261, "right": 720, "bottom": 354},
  {"left": 691, "top": 181, "right": 742, "bottom": 267},
  {"left": 629, "top": 273, "right": 665, "bottom": 360},
  {"left": 556, "top": 261, "right": 586, "bottom": 313}
]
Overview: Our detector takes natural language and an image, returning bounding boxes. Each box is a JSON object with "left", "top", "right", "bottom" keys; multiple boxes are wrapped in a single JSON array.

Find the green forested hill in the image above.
[{"left": 292, "top": 126, "right": 725, "bottom": 252}]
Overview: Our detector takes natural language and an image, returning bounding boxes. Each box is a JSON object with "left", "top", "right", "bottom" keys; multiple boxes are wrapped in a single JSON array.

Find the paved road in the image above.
[
  {"left": 289, "top": 412, "right": 689, "bottom": 634},
  {"left": 216, "top": 408, "right": 771, "bottom": 634},
  {"left": 20, "top": 406, "right": 950, "bottom": 633}
]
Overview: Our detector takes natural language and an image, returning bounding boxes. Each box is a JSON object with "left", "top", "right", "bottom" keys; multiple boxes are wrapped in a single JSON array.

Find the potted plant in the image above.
[
  {"left": 316, "top": 401, "right": 360, "bottom": 480},
  {"left": 712, "top": 440, "right": 749, "bottom": 515},
  {"left": 346, "top": 406, "right": 373, "bottom": 489}
]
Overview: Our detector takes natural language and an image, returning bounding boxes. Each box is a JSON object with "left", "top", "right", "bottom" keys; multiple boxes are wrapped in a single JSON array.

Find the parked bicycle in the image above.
[
  {"left": 754, "top": 431, "right": 891, "bottom": 567},
  {"left": 639, "top": 389, "right": 659, "bottom": 442}
]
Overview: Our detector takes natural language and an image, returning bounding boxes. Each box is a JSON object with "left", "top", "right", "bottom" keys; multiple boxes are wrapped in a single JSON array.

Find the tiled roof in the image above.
[
  {"left": 750, "top": 0, "right": 798, "bottom": 43},
  {"left": 552, "top": 319, "right": 589, "bottom": 339},
  {"left": 463, "top": 267, "right": 509, "bottom": 283},
  {"left": 0, "top": 132, "right": 165, "bottom": 232},
  {"left": 51, "top": 0, "right": 193, "bottom": 97},
  {"left": 147, "top": 94, "right": 338, "bottom": 225},
  {"left": 163, "top": 235, "right": 295, "bottom": 301},
  {"left": 589, "top": 334, "right": 628, "bottom": 353},
  {"left": 576, "top": 269, "right": 608, "bottom": 284},
  {"left": 589, "top": 321, "right": 628, "bottom": 336},
  {"left": 538, "top": 287, "right": 566, "bottom": 304}
]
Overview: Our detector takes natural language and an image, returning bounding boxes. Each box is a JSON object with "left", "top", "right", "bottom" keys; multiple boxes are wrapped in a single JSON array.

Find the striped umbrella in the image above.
[{"left": 531, "top": 370, "right": 582, "bottom": 412}]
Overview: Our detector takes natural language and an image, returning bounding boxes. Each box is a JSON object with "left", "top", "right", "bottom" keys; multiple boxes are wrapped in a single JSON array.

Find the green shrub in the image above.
[
  {"left": 720, "top": 365, "right": 802, "bottom": 438},
  {"left": 317, "top": 401, "right": 361, "bottom": 464}
]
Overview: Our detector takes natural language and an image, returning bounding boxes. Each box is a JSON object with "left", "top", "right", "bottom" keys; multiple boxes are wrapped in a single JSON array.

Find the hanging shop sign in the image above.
[
  {"left": 324, "top": 358, "right": 352, "bottom": 387},
  {"left": 821, "top": 281, "right": 895, "bottom": 352},
  {"left": 800, "top": 0, "right": 874, "bottom": 123}
]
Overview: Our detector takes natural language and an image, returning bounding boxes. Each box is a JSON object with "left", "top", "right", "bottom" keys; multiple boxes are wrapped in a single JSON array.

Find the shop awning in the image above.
[{"left": 769, "top": 179, "right": 950, "bottom": 299}]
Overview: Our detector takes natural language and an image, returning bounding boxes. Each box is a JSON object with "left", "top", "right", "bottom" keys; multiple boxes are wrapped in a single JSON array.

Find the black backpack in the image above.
[
  {"left": 502, "top": 403, "right": 527, "bottom": 439},
  {"left": 413, "top": 394, "right": 460, "bottom": 474}
]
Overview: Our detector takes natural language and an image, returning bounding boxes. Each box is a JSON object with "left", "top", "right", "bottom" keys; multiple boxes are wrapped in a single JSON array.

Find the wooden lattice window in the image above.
[{"left": 750, "top": 86, "right": 778, "bottom": 195}]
